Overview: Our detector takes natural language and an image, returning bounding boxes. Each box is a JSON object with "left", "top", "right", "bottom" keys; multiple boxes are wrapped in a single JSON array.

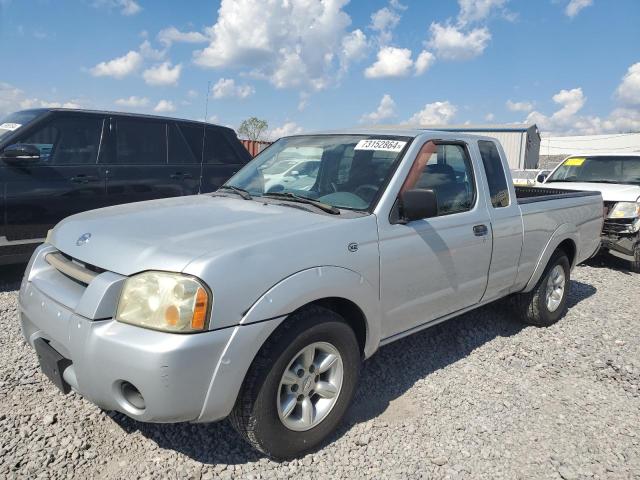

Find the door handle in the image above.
[
  {"left": 473, "top": 224, "right": 489, "bottom": 236},
  {"left": 170, "top": 172, "right": 192, "bottom": 180},
  {"left": 70, "top": 175, "right": 98, "bottom": 184}
]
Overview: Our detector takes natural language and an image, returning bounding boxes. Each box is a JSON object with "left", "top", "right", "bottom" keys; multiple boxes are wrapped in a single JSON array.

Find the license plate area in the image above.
[{"left": 33, "top": 337, "right": 72, "bottom": 394}]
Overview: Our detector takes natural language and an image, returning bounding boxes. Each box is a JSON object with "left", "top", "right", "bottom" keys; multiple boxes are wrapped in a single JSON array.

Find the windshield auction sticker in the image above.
[
  {"left": 564, "top": 157, "right": 585, "bottom": 166},
  {"left": 0, "top": 123, "right": 21, "bottom": 131},
  {"left": 355, "top": 139, "right": 407, "bottom": 152}
]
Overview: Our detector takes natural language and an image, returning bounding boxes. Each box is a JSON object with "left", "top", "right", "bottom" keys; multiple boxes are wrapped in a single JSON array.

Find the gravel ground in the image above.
[{"left": 1, "top": 256, "right": 638, "bottom": 479}]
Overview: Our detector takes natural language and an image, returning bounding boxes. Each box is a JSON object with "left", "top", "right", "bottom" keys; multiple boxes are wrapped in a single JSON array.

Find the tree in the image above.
[{"left": 238, "top": 117, "right": 269, "bottom": 141}]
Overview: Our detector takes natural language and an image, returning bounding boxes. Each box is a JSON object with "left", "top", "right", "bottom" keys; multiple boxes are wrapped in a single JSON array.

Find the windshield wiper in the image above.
[
  {"left": 217, "top": 185, "right": 252, "bottom": 200},
  {"left": 262, "top": 192, "right": 340, "bottom": 215},
  {"left": 576, "top": 180, "right": 628, "bottom": 185}
]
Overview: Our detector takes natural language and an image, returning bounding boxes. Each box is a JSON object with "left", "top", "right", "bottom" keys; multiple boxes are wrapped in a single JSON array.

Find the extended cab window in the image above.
[
  {"left": 402, "top": 141, "right": 475, "bottom": 216},
  {"left": 14, "top": 115, "right": 103, "bottom": 165},
  {"left": 113, "top": 119, "right": 167, "bottom": 165},
  {"left": 478, "top": 140, "right": 509, "bottom": 208}
]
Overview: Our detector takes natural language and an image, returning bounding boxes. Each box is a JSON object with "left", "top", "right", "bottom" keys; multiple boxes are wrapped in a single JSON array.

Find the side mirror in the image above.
[
  {"left": 1, "top": 144, "right": 41, "bottom": 163},
  {"left": 400, "top": 188, "right": 438, "bottom": 222},
  {"left": 536, "top": 171, "right": 549, "bottom": 183},
  {"left": 289, "top": 170, "right": 300, "bottom": 177}
]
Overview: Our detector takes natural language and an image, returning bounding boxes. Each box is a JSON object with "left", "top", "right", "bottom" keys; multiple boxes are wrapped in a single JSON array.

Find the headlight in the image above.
[
  {"left": 608, "top": 201, "right": 640, "bottom": 219},
  {"left": 116, "top": 271, "right": 210, "bottom": 333}
]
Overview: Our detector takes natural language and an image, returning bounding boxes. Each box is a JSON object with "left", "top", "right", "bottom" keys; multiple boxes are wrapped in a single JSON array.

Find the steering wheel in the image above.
[{"left": 354, "top": 184, "right": 378, "bottom": 202}]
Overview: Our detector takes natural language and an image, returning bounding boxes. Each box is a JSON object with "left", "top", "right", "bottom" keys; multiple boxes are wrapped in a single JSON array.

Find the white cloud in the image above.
[
  {"left": 457, "top": 0, "right": 508, "bottom": 25},
  {"left": 365, "top": 46, "right": 413, "bottom": 78},
  {"left": 485, "top": 112, "right": 495, "bottom": 121},
  {"left": 360, "top": 94, "right": 396, "bottom": 124},
  {"left": 115, "top": 96, "right": 149, "bottom": 108},
  {"left": 341, "top": 29, "right": 368, "bottom": 65},
  {"left": 0, "top": 82, "right": 23, "bottom": 116},
  {"left": 506, "top": 99, "right": 533, "bottom": 112},
  {"left": 187, "top": 89, "right": 199, "bottom": 99},
  {"left": 616, "top": 62, "right": 640, "bottom": 106},
  {"left": 565, "top": 0, "right": 593, "bottom": 18},
  {"left": 139, "top": 40, "right": 166, "bottom": 60},
  {"left": 270, "top": 122, "right": 303, "bottom": 140},
  {"left": 193, "top": 0, "right": 361, "bottom": 91},
  {"left": 370, "top": 6, "right": 400, "bottom": 45},
  {"left": 21, "top": 99, "right": 82, "bottom": 109},
  {"left": 157, "top": 27, "right": 208, "bottom": 47},
  {"left": 427, "top": 23, "right": 491, "bottom": 61},
  {"left": 408, "top": 101, "right": 457, "bottom": 126},
  {"left": 550, "top": 87, "right": 586, "bottom": 122},
  {"left": 90, "top": 50, "right": 142, "bottom": 79},
  {"left": 414, "top": 50, "right": 435, "bottom": 76},
  {"left": 525, "top": 86, "right": 640, "bottom": 134},
  {"left": 94, "top": 0, "right": 141, "bottom": 16},
  {"left": 604, "top": 108, "right": 640, "bottom": 132},
  {"left": 211, "top": 78, "right": 255, "bottom": 99},
  {"left": 143, "top": 62, "right": 182, "bottom": 86},
  {"left": 153, "top": 100, "right": 176, "bottom": 113},
  {"left": 0, "top": 82, "right": 83, "bottom": 114}
]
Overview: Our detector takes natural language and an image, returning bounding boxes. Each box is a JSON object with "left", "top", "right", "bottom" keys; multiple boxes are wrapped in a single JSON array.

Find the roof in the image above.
[
  {"left": 540, "top": 132, "right": 640, "bottom": 156},
  {"left": 16, "top": 107, "right": 232, "bottom": 132},
  {"left": 288, "top": 127, "right": 505, "bottom": 143},
  {"left": 427, "top": 124, "right": 538, "bottom": 133}
]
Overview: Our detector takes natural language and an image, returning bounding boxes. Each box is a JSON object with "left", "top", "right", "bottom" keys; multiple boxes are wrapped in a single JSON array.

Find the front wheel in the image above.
[
  {"left": 631, "top": 243, "right": 640, "bottom": 273},
  {"left": 229, "top": 306, "right": 360, "bottom": 459},
  {"left": 514, "top": 250, "right": 571, "bottom": 327}
]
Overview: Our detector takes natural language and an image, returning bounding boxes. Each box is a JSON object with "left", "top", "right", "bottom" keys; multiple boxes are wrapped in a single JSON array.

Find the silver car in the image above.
[{"left": 19, "top": 129, "right": 603, "bottom": 459}]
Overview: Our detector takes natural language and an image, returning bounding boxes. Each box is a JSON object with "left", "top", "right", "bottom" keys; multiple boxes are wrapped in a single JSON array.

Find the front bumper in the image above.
[
  {"left": 19, "top": 249, "right": 283, "bottom": 424},
  {"left": 601, "top": 218, "right": 639, "bottom": 259}
]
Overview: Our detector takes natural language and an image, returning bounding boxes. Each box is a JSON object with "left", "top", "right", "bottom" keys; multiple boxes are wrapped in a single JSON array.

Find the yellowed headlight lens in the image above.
[{"left": 116, "top": 271, "right": 210, "bottom": 333}]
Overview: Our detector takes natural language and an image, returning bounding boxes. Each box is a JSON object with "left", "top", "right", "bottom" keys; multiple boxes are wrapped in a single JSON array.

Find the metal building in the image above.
[{"left": 429, "top": 124, "right": 541, "bottom": 169}]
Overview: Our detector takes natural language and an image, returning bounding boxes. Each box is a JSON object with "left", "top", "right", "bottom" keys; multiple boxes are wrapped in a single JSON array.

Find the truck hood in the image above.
[
  {"left": 49, "top": 194, "right": 338, "bottom": 276},
  {"left": 543, "top": 182, "right": 640, "bottom": 202}
]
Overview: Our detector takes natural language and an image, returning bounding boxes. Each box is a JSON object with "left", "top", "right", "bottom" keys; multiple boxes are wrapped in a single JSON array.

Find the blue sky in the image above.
[{"left": 1, "top": 0, "right": 639, "bottom": 138}]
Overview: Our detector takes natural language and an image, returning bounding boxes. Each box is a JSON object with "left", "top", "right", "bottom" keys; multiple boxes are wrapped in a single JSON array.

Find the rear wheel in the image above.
[
  {"left": 514, "top": 250, "right": 571, "bottom": 327},
  {"left": 229, "top": 306, "right": 360, "bottom": 460}
]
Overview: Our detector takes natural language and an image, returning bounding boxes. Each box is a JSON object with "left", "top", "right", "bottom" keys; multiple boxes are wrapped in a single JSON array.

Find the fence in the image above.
[{"left": 240, "top": 139, "right": 272, "bottom": 157}]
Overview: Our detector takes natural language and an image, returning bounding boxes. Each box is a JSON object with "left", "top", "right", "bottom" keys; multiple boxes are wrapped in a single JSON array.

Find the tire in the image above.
[
  {"left": 631, "top": 243, "right": 640, "bottom": 274},
  {"left": 229, "top": 305, "right": 361, "bottom": 460},
  {"left": 514, "top": 250, "right": 571, "bottom": 327}
]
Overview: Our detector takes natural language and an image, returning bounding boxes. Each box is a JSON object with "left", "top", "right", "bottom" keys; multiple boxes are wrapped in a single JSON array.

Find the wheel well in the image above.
[
  {"left": 557, "top": 239, "right": 576, "bottom": 266},
  {"left": 307, "top": 297, "right": 367, "bottom": 355}
]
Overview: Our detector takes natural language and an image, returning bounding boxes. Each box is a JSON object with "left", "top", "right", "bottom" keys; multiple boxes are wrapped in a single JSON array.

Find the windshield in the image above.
[
  {"left": 0, "top": 110, "right": 43, "bottom": 141},
  {"left": 224, "top": 135, "right": 412, "bottom": 211},
  {"left": 547, "top": 156, "right": 640, "bottom": 185}
]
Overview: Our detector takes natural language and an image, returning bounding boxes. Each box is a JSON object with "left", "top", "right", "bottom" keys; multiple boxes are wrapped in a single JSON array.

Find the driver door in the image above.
[{"left": 378, "top": 140, "right": 492, "bottom": 339}]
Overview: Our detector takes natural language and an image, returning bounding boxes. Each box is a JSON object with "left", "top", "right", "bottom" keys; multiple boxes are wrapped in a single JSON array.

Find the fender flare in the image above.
[
  {"left": 195, "top": 266, "right": 382, "bottom": 422},
  {"left": 522, "top": 223, "right": 578, "bottom": 292},
  {"left": 241, "top": 266, "right": 382, "bottom": 358}
]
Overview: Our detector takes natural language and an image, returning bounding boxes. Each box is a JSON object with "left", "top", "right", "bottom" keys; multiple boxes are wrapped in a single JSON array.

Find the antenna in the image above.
[{"left": 201, "top": 80, "right": 211, "bottom": 164}]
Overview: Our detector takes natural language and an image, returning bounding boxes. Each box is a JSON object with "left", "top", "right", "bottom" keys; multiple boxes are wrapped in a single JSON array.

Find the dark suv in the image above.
[{"left": 0, "top": 108, "right": 251, "bottom": 264}]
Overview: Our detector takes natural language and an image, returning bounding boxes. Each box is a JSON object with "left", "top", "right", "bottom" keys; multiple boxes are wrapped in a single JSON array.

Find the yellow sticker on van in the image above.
[{"left": 564, "top": 157, "right": 585, "bottom": 166}]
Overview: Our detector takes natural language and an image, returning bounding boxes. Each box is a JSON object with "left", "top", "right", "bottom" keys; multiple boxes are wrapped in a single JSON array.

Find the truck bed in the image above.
[
  {"left": 515, "top": 186, "right": 601, "bottom": 204},
  {"left": 511, "top": 185, "right": 603, "bottom": 292}
]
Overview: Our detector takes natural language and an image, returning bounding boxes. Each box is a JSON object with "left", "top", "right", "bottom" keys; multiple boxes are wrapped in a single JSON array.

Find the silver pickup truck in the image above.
[{"left": 18, "top": 129, "right": 603, "bottom": 459}]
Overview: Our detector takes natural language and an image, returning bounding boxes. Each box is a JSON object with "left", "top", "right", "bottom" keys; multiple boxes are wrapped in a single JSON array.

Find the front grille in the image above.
[
  {"left": 45, "top": 252, "right": 105, "bottom": 286},
  {"left": 603, "top": 218, "right": 634, "bottom": 234}
]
